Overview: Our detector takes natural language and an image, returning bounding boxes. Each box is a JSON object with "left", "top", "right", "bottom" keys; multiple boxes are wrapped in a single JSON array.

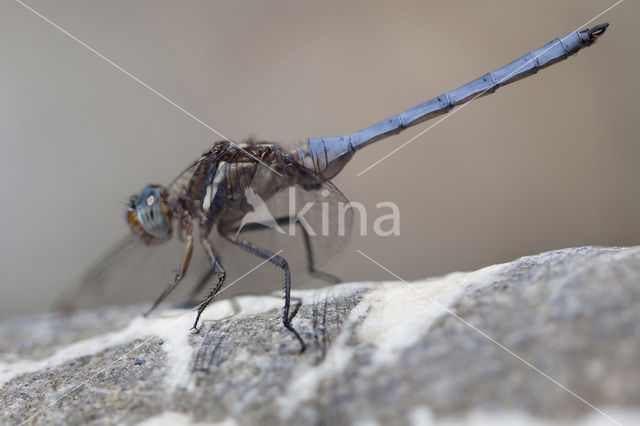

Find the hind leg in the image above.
[{"left": 220, "top": 229, "right": 306, "bottom": 353}]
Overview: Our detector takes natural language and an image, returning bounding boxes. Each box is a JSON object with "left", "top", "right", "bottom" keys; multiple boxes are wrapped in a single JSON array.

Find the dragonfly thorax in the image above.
[{"left": 196, "top": 144, "right": 296, "bottom": 227}]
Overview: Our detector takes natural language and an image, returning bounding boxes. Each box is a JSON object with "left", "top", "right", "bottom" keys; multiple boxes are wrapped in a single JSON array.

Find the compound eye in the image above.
[{"left": 135, "top": 186, "right": 170, "bottom": 238}]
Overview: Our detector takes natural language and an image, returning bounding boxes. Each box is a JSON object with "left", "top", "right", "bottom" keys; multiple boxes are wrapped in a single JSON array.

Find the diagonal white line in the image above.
[
  {"left": 17, "top": 250, "right": 283, "bottom": 426},
  {"left": 356, "top": 249, "right": 622, "bottom": 426},
  {"left": 356, "top": 0, "right": 624, "bottom": 176},
  {"left": 13, "top": 0, "right": 283, "bottom": 176}
]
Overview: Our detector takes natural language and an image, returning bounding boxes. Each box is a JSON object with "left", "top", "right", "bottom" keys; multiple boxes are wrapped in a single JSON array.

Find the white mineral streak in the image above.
[
  {"left": 133, "top": 407, "right": 640, "bottom": 426},
  {"left": 279, "top": 262, "right": 510, "bottom": 421},
  {"left": 136, "top": 411, "right": 237, "bottom": 426},
  {"left": 0, "top": 295, "right": 282, "bottom": 388},
  {"left": 0, "top": 262, "right": 507, "bottom": 393},
  {"left": 358, "top": 262, "right": 509, "bottom": 367},
  {"left": 407, "top": 406, "right": 636, "bottom": 426},
  {"left": 0, "top": 281, "right": 372, "bottom": 391}
]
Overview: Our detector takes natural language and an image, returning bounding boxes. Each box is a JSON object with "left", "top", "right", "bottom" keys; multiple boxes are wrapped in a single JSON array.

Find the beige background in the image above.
[{"left": 1, "top": 0, "right": 638, "bottom": 318}]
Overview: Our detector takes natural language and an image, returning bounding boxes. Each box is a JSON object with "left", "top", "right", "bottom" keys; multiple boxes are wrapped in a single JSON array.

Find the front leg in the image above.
[{"left": 144, "top": 213, "right": 194, "bottom": 316}]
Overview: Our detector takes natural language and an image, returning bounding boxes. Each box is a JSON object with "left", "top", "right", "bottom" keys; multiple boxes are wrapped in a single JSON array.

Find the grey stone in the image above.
[{"left": 1, "top": 246, "right": 639, "bottom": 425}]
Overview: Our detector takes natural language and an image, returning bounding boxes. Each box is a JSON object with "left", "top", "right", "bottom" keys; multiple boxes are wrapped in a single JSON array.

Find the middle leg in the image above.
[{"left": 191, "top": 228, "right": 226, "bottom": 332}]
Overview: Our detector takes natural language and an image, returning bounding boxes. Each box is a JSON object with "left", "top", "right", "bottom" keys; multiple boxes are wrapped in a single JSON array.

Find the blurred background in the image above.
[{"left": 0, "top": 0, "right": 638, "bottom": 319}]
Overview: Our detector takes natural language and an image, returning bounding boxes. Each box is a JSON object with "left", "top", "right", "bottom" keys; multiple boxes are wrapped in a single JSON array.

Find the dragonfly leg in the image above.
[
  {"left": 231, "top": 216, "right": 341, "bottom": 284},
  {"left": 191, "top": 232, "right": 226, "bottom": 332},
  {"left": 297, "top": 221, "right": 341, "bottom": 284},
  {"left": 221, "top": 230, "right": 306, "bottom": 353},
  {"left": 189, "top": 269, "right": 215, "bottom": 301},
  {"left": 144, "top": 214, "right": 194, "bottom": 316}
]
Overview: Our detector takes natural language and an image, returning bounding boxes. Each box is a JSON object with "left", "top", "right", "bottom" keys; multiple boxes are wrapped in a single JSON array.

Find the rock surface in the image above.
[{"left": 1, "top": 246, "right": 640, "bottom": 425}]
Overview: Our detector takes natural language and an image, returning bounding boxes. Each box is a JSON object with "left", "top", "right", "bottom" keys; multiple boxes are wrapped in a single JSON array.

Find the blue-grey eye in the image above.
[{"left": 135, "top": 186, "right": 170, "bottom": 238}]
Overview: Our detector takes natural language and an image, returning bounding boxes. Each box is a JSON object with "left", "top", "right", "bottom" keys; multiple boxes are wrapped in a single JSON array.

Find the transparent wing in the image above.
[
  {"left": 54, "top": 230, "right": 217, "bottom": 313},
  {"left": 211, "top": 160, "right": 353, "bottom": 294},
  {"left": 54, "top": 160, "right": 211, "bottom": 313},
  {"left": 55, "top": 159, "right": 353, "bottom": 314}
]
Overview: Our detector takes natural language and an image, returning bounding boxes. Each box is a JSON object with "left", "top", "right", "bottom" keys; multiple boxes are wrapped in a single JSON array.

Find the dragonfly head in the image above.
[{"left": 127, "top": 185, "right": 172, "bottom": 244}]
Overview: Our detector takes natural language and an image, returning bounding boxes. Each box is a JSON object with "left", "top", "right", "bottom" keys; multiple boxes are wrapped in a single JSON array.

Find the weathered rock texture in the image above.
[{"left": 1, "top": 246, "right": 640, "bottom": 425}]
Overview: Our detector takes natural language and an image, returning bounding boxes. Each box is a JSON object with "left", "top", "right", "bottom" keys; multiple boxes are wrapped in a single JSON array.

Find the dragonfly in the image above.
[{"left": 61, "top": 24, "right": 609, "bottom": 352}]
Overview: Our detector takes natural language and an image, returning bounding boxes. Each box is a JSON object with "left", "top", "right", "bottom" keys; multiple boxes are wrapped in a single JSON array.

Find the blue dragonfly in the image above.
[{"left": 60, "top": 24, "right": 609, "bottom": 352}]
